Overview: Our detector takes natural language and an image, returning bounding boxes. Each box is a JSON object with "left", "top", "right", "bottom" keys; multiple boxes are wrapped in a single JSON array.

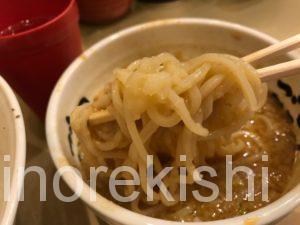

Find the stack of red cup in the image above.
[{"left": 0, "top": 0, "right": 82, "bottom": 118}]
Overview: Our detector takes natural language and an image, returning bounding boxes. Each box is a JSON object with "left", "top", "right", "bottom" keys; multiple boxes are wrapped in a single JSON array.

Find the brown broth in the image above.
[
  {"left": 156, "top": 96, "right": 297, "bottom": 221},
  {"left": 92, "top": 96, "right": 297, "bottom": 222}
]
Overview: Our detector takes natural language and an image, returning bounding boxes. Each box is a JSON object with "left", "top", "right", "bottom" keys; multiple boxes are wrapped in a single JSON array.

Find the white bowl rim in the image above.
[
  {"left": 46, "top": 18, "right": 300, "bottom": 225},
  {"left": 0, "top": 76, "right": 26, "bottom": 225}
]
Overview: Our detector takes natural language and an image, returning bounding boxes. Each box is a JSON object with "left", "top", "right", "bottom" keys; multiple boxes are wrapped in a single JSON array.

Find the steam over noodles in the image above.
[{"left": 70, "top": 53, "right": 296, "bottom": 221}]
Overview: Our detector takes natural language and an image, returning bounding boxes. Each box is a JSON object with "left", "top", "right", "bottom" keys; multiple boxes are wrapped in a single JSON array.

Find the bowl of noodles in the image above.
[
  {"left": 0, "top": 76, "right": 26, "bottom": 225},
  {"left": 46, "top": 18, "right": 300, "bottom": 225}
]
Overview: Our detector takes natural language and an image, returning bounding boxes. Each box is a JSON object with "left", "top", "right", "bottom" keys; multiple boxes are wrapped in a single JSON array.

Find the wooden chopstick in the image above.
[
  {"left": 88, "top": 110, "right": 114, "bottom": 126},
  {"left": 258, "top": 58, "right": 300, "bottom": 82},
  {"left": 243, "top": 33, "right": 300, "bottom": 81},
  {"left": 243, "top": 33, "right": 300, "bottom": 63}
]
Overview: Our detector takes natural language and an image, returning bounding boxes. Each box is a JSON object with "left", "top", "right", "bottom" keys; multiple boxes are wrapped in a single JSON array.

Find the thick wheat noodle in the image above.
[
  {"left": 174, "top": 63, "right": 210, "bottom": 94},
  {"left": 147, "top": 106, "right": 181, "bottom": 127},
  {"left": 70, "top": 52, "right": 268, "bottom": 218},
  {"left": 199, "top": 74, "right": 225, "bottom": 99},
  {"left": 254, "top": 114, "right": 274, "bottom": 131},
  {"left": 93, "top": 130, "right": 123, "bottom": 151},
  {"left": 128, "top": 120, "right": 158, "bottom": 163},
  {"left": 185, "top": 54, "right": 261, "bottom": 110},
  {"left": 168, "top": 89, "right": 209, "bottom": 136},
  {"left": 234, "top": 130, "right": 265, "bottom": 150},
  {"left": 111, "top": 84, "right": 130, "bottom": 138}
]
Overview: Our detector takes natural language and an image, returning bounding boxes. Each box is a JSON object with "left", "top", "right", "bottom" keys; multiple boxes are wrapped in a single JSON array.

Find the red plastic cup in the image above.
[
  {"left": 0, "top": 0, "right": 82, "bottom": 118},
  {"left": 77, "top": 0, "right": 133, "bottom": 24}
]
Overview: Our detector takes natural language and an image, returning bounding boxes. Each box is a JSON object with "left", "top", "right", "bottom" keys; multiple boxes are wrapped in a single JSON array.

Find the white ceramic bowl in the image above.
[
  {"left": 46, "top": 18, "right": 300, "bottom": 225},
  {"left": 0, "top": 76, "right": 26, "bottom": 225}
]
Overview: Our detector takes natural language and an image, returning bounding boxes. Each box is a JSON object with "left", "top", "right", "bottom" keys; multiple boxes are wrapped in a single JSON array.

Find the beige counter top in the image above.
[
  {"left": 81, "top": 0, "right": 300, "bottom": 48},
  {"left": 16, "top": 1, "right": 300, "bottom": 224}
]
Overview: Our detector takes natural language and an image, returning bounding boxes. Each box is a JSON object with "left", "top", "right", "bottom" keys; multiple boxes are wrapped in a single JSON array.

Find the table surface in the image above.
[{"left": 15, "top": 0, "right": 300, "bottom": 224}]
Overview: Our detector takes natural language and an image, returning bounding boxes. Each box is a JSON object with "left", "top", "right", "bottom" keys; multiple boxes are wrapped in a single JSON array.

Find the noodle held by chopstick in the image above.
[{"left": 70, "top": 52, "right": 267, "bottom": 212}]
